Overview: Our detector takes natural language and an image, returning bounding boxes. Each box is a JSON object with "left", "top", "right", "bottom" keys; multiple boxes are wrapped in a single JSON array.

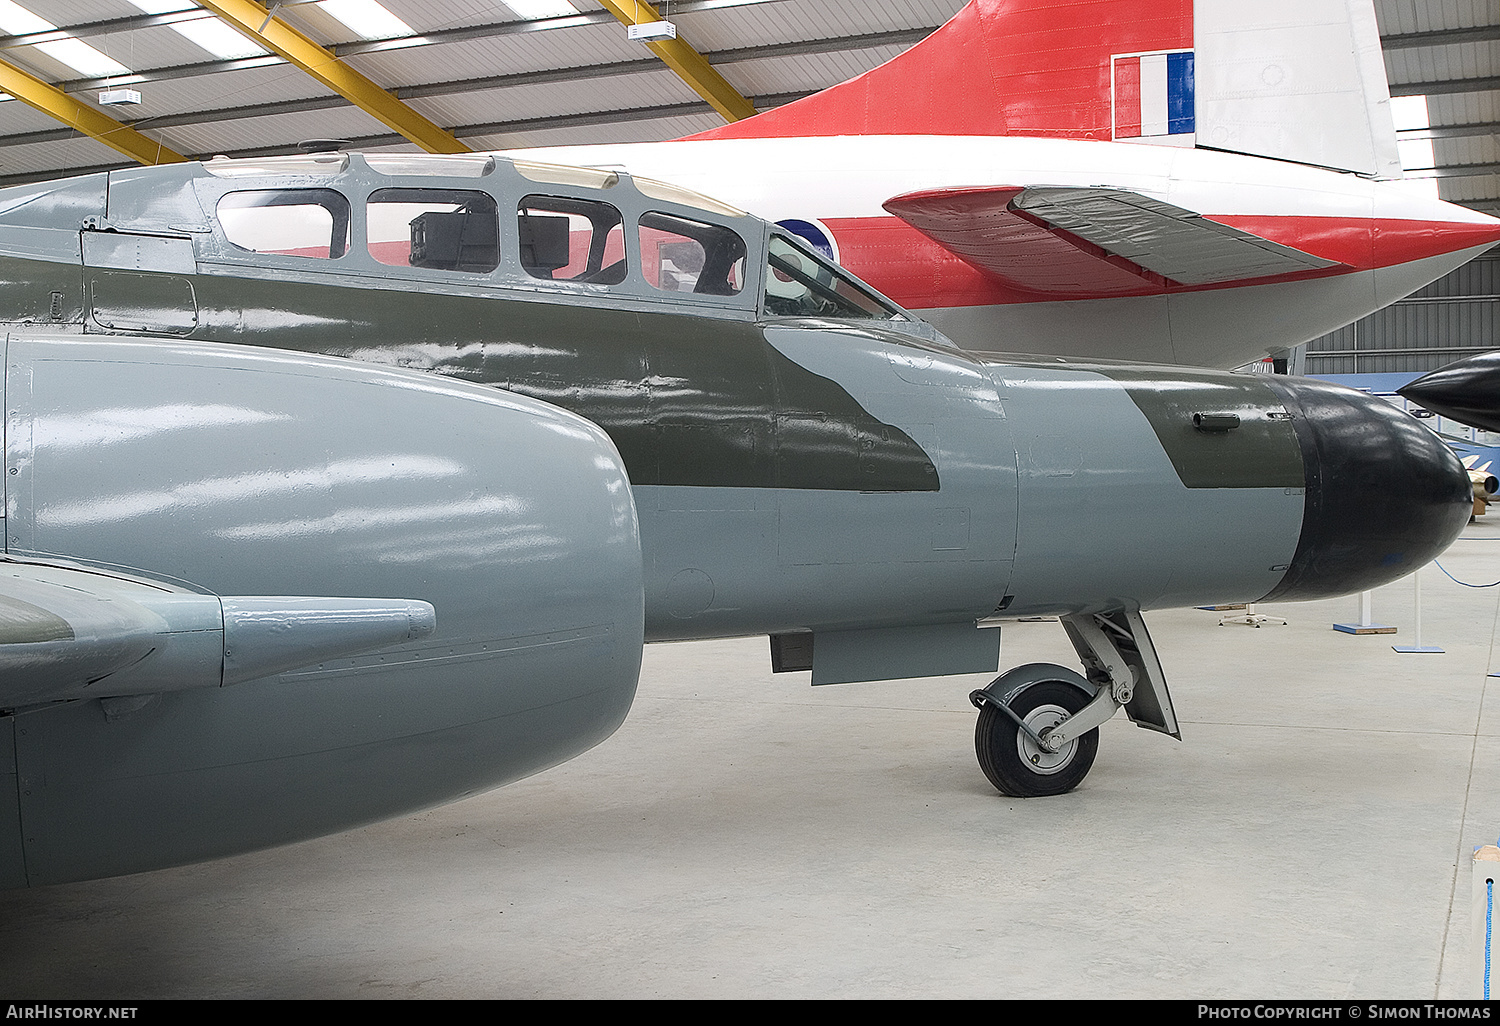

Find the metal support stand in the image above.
[
  {"left": 1393, "top": 567, "right": 1444, "bottom": 653},
  {"left": 1218, "top": 602, "right": 1288, "bottom": 628},
  {"left": 1334, "top": 589, "right": 1396, "bottom": 635}
]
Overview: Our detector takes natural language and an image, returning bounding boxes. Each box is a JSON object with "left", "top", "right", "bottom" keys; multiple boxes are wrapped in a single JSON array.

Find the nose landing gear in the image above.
[
  {"left": 969, "top": 608, "right": 1180, "bottom": 796},
  {"left": 971, "top": 669, "right": 1098, "bottom": 796}
]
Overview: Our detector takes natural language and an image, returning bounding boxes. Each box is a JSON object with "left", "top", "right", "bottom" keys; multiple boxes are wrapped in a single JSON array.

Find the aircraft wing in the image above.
[
  {"left": 882, "top": 186, "right": 1345, "bottom": 297},
  {"left": 0, "top": 559, "right": 436, "bottom": 708}
]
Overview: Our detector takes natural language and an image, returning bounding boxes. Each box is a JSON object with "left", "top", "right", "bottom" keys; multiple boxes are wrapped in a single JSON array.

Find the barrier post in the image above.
[{"left": 1475, "top": 845, "right": 1500, "bottom": 998}]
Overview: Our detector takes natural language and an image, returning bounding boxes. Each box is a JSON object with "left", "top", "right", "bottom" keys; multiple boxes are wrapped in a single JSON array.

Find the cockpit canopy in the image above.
[{"left": 107, "top": 151, "right": 912, "bottom": 323}]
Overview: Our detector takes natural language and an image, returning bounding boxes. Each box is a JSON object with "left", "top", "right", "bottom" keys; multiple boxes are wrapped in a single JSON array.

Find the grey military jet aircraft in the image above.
[{"left": 0, "top": 151, "right": 1471, "bottom": 884}]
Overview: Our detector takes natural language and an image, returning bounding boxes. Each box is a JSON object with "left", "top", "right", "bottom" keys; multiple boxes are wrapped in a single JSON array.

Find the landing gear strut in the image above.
[{"left": 969, "top": 607, "right": 1180, "bottom": 797}]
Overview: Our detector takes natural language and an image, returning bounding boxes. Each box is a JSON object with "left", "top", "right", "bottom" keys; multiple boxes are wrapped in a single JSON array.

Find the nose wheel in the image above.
[
  {"left": 972, "top": 676, "right": 1098, "bottom": 797},
  {"left": 968, "top": 610, "right": 1179, "bottom": 797}
]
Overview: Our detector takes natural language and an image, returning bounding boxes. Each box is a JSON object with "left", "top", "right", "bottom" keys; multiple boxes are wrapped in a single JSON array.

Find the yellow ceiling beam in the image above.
[
  {"left": 198, "top": 0, "right": 467, "bottom": 153},
  {"left": 595, "top": 0, "right": 758, "bottom": 122},
  {"left": 0, "top": 57, "right": 185, "bottom": 165}
]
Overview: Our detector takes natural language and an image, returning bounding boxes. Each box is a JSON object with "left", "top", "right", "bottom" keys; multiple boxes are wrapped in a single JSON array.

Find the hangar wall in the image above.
[{"left": 1303, "top": 246, "right": 1500, "bottom": 375}]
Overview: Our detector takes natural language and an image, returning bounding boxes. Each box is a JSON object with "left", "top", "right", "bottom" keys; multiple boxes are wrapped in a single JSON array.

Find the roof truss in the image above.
[{"left": 195, "top": 0, "right": 467, "bottom": 153}]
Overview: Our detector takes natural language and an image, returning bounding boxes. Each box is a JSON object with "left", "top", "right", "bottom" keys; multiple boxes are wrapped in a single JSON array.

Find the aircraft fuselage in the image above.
[
  {"left": 506, "top": 136, "right": 1500, "bottom": 368},
  {"left": 0, "top": 153, "right": 1469, "bottom": 675}
]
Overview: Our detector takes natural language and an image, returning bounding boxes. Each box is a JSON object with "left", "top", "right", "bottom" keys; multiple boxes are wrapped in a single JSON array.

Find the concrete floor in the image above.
[{"left": 5, "top": 520, "right": 1500, "bottom": 999}]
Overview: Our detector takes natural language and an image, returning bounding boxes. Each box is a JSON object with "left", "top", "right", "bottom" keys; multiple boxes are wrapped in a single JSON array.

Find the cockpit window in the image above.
[
  {"left": 763, "top": 232, "right": 900, "bottom": 320},
  {"left": 633, "top": 177, "right": 746, "bottom": 219},
  {"left": 218, "top": 189, "right": 350, "bottom": 259},
  {"left": 365, "top": 153, "right": 495, "bottom": 178},
  {"left": 518, "top": 195, "right": 626, "bottom": 285},
  {"left": 639, "top": 211, "right": 745, "bottom": 296},
  {"left": 368, "top": 188, "right": 499, "bottom": 273},
  {"left": 205, "top": 154, "right": 347, "bottom": 177}
]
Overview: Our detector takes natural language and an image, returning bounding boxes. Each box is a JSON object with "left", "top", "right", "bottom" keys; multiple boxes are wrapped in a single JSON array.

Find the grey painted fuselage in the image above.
[{"left": 0, "top": 153, "right": 1448, "bottom": 643}]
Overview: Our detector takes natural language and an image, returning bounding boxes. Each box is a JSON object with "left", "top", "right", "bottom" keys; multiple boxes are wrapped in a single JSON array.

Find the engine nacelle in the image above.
[{"left": 0, "top": 334, "right": 643, "bottom": 886}]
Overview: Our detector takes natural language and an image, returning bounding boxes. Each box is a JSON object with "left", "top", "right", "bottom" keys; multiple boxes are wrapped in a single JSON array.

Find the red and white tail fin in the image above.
[{"left": 689, "top": 0, "right": 1400, "bottom": 179}]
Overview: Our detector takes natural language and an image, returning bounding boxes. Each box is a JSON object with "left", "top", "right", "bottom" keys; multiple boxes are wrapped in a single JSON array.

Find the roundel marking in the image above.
[{"left": 776, "top": 218, "right": 839, "bottom": 263}]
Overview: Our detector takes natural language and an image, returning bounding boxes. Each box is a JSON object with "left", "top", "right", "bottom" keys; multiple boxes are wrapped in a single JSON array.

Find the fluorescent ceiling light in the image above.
[
  {"left": 121, "top": 1, "right": 268, "bottom": 60},
  {"left": 0, "top": 0, "right": 132, "bottom": 78},
  {"left": 317, "top": 0, "right": 413, "bottom": 39},
  {"left": 504, "top": 1, "right": 581, "bottom": 18},
  {"left": 627, "top": 20, "right": 676, "bottom": 41}
]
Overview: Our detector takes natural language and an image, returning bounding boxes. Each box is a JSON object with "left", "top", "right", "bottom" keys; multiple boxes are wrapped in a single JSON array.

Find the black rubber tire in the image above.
[{"left": 975, "top": 679, "right": 1098, "bottom": 797}]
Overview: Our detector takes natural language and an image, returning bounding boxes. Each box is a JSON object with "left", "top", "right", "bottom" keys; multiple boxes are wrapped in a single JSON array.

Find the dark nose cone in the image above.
[
  {"left": 1260, "top": 377, "right": 1471, "bottom": 602},
  {"left": 1397, "top": 351, "right": 1500, "bottom": 433}
]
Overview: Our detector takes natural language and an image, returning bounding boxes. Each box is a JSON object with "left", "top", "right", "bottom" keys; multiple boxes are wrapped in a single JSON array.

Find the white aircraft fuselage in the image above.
[{"left": 508, "top": 135, "right": 1500, "bottom": 368}]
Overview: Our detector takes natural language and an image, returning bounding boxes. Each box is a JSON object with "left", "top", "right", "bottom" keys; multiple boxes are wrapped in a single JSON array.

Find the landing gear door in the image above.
[{"left": 1063, "top": 608, "right": 1181, "bottom": 738}]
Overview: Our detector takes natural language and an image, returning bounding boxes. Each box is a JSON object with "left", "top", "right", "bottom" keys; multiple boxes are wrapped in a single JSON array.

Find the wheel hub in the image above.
[{"left": 1016, "top": 703, "right": 1077, "bottom": 773}]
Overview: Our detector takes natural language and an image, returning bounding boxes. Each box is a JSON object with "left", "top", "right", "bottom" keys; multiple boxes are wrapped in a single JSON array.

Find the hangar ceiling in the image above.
[{"left": 0, "top": 0, "right": 1491, "bottom": 214}]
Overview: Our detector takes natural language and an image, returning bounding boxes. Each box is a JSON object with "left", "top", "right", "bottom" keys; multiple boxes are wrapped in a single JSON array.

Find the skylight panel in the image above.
[
  {"left": 0, "top": 2, "right": 131, "bottom": 78},
  {"left": 504, "top": 1, "right": 582, "bottom": 17},
  {"left": 1388, "top": 96, "right": 1440, "bottom": 199},
  {"left": 170, "top": 18, "right": 268, "bottom": 59},
  {"left": 1390, "top": 175, "right": 1441, "bottom": 200},
  {"left": 0, "top": 0, "right": 50, "bottom": 35},
  {"left": 122, "top": 1, "right": 269, "bottom": 60},
  {"left": 1391, "top": 95, "right": 1437, "bottom": 175},
  {"left": 1397, "top": 137, "right": 1435, "bottom": 172},
  {"left": 119, "top": 0, "right": 195, "bottom": 12},
  {"left": 34, "top": 38, "right": 131, "bottom": 78},
  {"left": 316, "top": 0, "right": 413, "bottom": 39},
  {"left": 1390, "top": 95, "right": 1431, "bottom": 133}
]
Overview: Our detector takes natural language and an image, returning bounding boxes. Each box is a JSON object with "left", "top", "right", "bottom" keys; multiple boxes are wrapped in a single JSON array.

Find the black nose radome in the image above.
[
  {"left": 1397, "top": 351, "right": 1500, "bottom": 433},
  {"left": 1260, "top": 376, "right": 1471, "bottom": 602}
]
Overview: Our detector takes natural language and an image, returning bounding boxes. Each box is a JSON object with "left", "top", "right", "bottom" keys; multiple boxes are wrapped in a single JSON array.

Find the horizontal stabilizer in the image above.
[
  {"left": 1014, "top": 188, "right": 1343, "bottom": 283},
  {"left": 883, "top": 185, "right": 1344, "bottom": 298},
  {"left": 0, "top": 560, "right": 436, "bottom": 707}
]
